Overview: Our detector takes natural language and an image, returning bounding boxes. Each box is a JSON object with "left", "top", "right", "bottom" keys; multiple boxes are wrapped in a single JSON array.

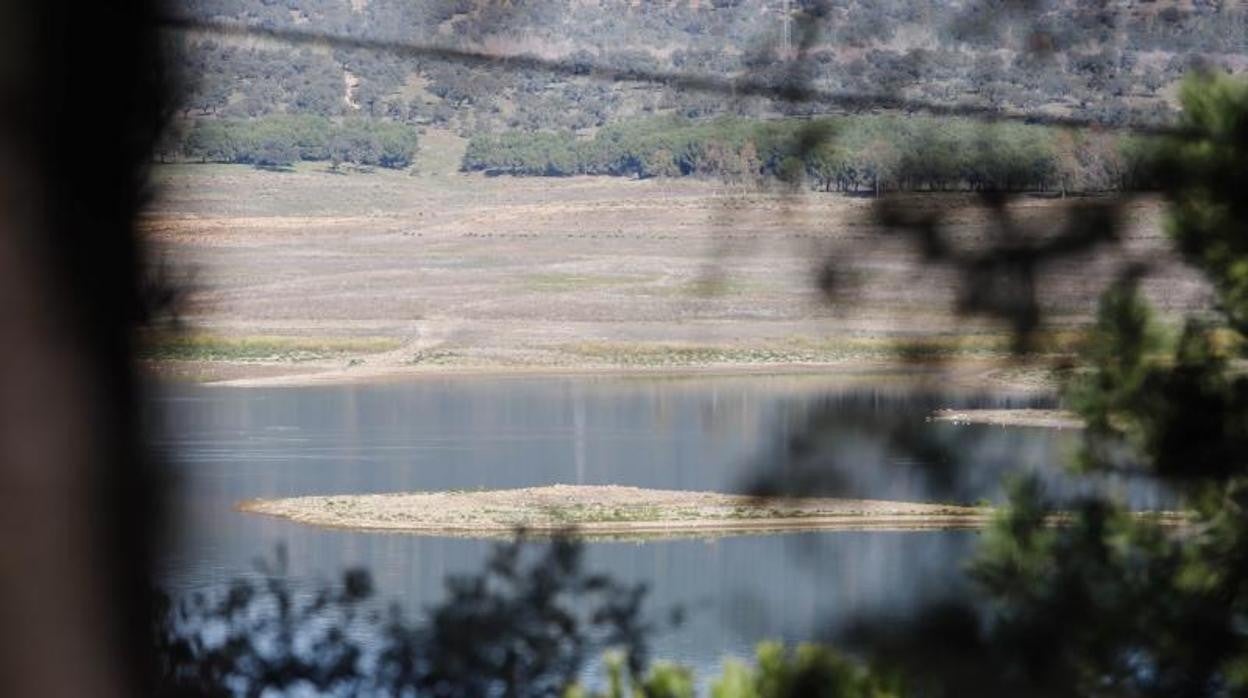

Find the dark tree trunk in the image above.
[{"left": 0, "top": 4, "right": 169, "bottom": 697}]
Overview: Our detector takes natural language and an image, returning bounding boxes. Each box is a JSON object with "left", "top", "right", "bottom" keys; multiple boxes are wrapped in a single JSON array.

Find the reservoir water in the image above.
[{"left": 153, "top": 373, "right": 1171, "bottom": 674}]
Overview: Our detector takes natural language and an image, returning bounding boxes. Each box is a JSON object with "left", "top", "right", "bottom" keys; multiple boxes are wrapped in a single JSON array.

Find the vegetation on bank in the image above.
[
  {"left": 463, "top": 114, "right": 1154, "bottom": 194},
  {"left": 166, "top": 108, "right": 1153, "bottom": 197},
  {"left": 139, "top": 333, "right": 400, "bottom": 363},
  {"left": 561, "top": 331, "right": 1088, "bottom": 367},
  {"left": 177, "top": 115, "right": 419, "bottom": 169}
]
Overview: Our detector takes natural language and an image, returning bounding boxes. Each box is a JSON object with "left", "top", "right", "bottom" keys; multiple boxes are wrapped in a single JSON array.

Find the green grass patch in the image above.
[
  {"left": 561, "top": 332, "right": 1092, "bottom": 367},
  {"left": 634, "top": 277, "right": 773, "bottom": 298},
  {"left": 141, "top": 333, "right": 401, "bottom": 362},
  {"left": 565, "top": 343, "right": 819, "bottom": 366},
  {"left": 536, "top": 504, "right": 667, "bottom": 524},
  {"left": 406, "top": 350, "right": 461, "bottom": 366},
  {"left": 411, "top": 128, "right": 468, "bottom": 177}
]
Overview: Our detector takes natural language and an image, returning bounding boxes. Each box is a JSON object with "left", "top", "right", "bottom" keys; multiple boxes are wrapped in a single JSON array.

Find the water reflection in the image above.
[
  {"left": 757, "top": 390, "right": 1173, "bottom": 511},
  {"left": 153, "top": 373, "right": 1170, "bottom": 671}
]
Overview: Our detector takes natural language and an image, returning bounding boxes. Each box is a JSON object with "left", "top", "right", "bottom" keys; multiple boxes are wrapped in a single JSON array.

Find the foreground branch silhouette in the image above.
[{"left": 155, "top": 536, "right": 652, "bottom": 697}]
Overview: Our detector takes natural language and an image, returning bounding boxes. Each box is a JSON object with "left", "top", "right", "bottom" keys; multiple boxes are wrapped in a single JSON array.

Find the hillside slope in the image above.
[{"left": 170, "top": 1, "right": 1248, "bottom": 134}]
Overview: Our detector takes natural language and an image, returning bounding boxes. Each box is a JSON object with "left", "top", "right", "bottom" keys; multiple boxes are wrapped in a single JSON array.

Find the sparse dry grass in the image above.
[
  {"left": 143, "top": 136, "right": 1213, "bottom": 386},
  {"left": 240, "top": 484, "right": 993, "bottom": 536},
  {"left": 141, "top": 333, "right": 401, "bottom": 363},
  {"left": 559, "top": 331, "right": 1090, "bottom": 368}
]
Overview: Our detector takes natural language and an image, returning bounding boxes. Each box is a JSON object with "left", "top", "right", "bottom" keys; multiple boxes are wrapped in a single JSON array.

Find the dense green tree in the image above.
[
  {"left": 460, "top": 113, "right": 1143, "bottom": 194},
  {"left": 845, "top": 72, "right": 1248, "bottom": 698},
  {"left": 178, "top": 116, "right": 418, "bottom": 169}
]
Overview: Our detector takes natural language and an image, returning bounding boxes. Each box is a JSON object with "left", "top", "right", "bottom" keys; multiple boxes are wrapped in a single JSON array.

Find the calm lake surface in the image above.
[{"left": 153, "top": 373, "right": 1172, "bottom": 674}]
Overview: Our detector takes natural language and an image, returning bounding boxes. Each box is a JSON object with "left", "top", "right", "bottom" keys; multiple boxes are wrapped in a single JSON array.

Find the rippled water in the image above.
[{"left": 153, "top": 373, "right": 1171, "bottom": 673}]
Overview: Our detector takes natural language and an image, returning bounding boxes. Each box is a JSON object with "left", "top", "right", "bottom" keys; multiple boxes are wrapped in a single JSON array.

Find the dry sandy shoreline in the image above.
[
  {"left": 931, "top": 408, "right": 1085, "bottom": 429},
  {"left": 239, "top": 484, "right": 995, "bottom": 538},
  {"left": 149, "top": 355, "right": 1056, "bottom": 394},
  {"left": 176, "top": 358, "right": 926, "bottom": 388}
]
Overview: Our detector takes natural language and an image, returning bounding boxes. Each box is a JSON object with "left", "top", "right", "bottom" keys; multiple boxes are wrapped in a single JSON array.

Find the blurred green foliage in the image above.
[
  {"left": 1161, "top": 77, "right": 1248, "bottom": 336},
  {"left": 949, "top": 73, "right": 1248, "bottom": 696},
  {"left": 565, "top": 643, "right": 898, "bottom": 698}
]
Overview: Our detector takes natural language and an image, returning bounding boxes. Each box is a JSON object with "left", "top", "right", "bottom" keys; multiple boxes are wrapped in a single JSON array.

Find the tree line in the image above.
[
  {"left": 177, "top": 115, "right": 419, "bottom": 169},
  {"left": 462, "top": 114, "right": 1155, "bottom": 194}
]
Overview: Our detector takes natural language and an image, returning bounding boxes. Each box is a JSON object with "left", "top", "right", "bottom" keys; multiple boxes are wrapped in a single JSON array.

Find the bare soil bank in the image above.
[
  {"left": 239, "top": 484, "right": 993, "bottom": 537},
  {"left": 144, "top": 135, "right": 1212, "bottom": 388}
]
